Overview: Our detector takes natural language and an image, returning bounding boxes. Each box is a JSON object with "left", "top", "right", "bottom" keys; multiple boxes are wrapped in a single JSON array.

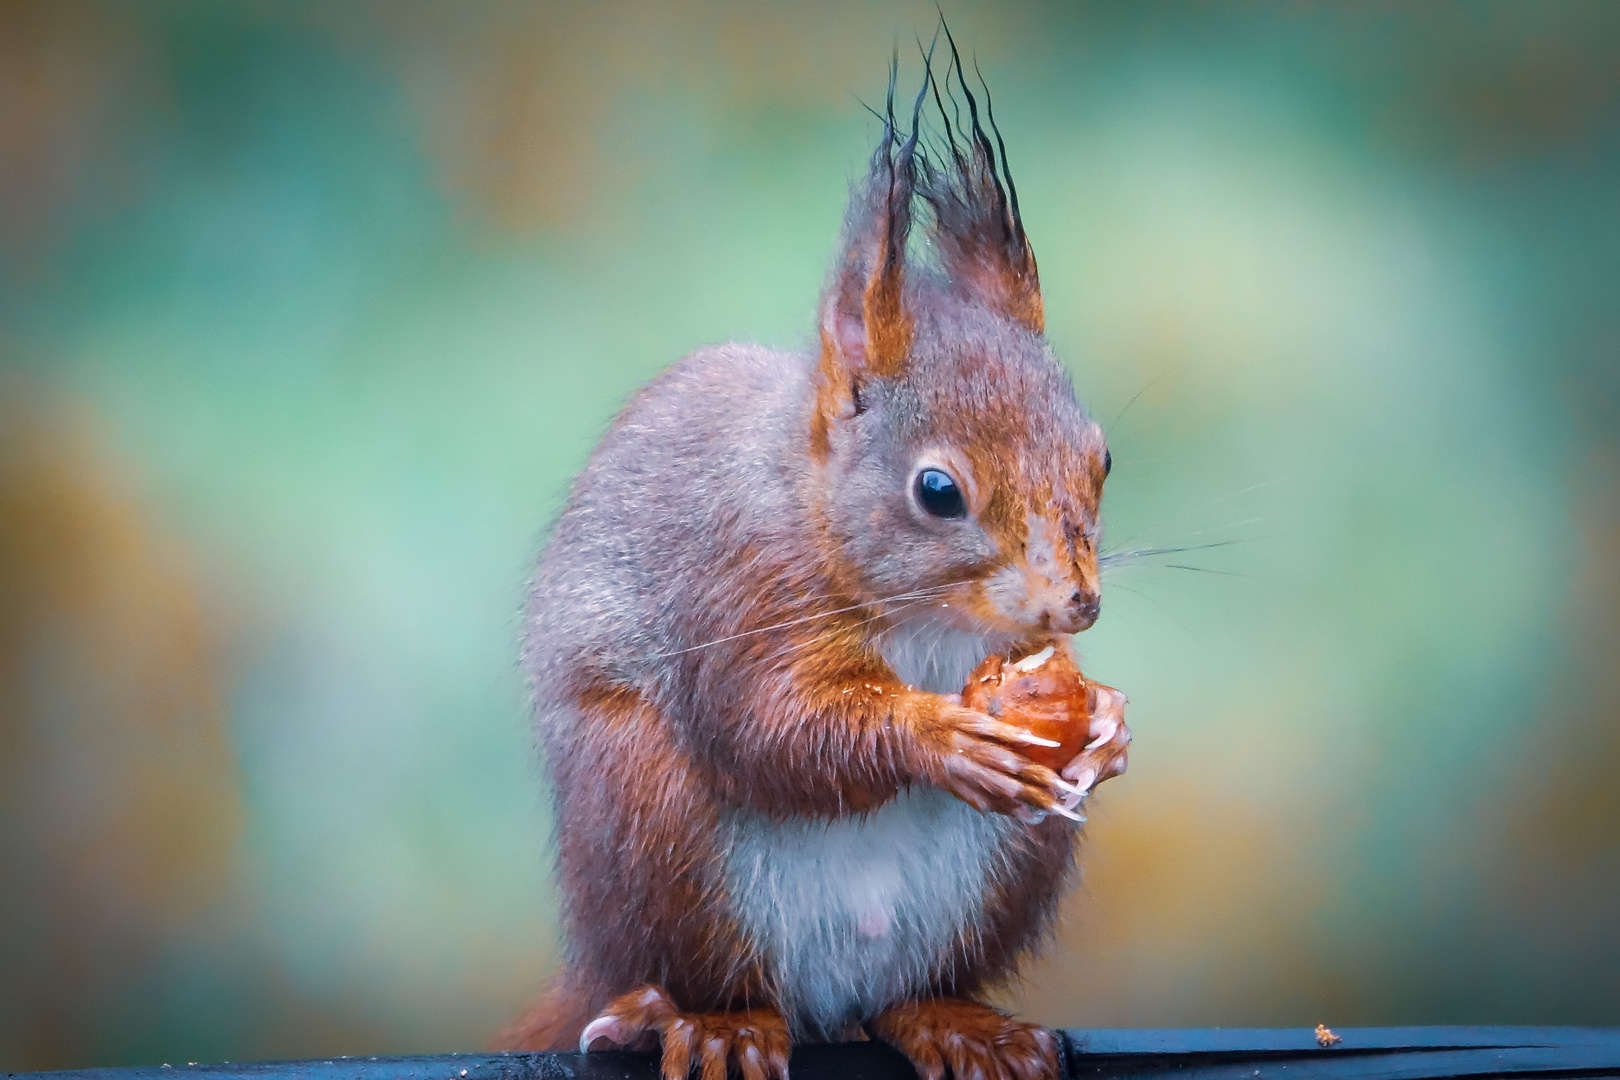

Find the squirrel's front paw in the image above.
[
  {"left": 580, "top": 985, "right": 790, "bottom": 1080},
  {"left": 1056, "top": 681, "right": 1130, "bottom": 814},
  {"left": 918, "top": 698, "right": 1088, "bottom": 822},
  {"left": 868, "top": 998, "right": 1060, "bottom": 1080}
]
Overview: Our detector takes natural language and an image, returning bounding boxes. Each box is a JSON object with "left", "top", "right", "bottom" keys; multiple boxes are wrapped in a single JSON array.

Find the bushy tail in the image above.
[{"left": 492, "top": 966, "right": 601, "bottom": 1052}]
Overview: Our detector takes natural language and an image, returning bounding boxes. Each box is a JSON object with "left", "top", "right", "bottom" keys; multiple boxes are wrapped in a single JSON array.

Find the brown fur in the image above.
[{"left": 542, "top": 680, "right": 766, "bottom": 1021}]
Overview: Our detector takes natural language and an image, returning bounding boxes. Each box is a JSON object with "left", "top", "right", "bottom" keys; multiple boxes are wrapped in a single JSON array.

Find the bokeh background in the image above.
[{"left": 3, "top": 0, "right": 1618, "bottom": 1069}]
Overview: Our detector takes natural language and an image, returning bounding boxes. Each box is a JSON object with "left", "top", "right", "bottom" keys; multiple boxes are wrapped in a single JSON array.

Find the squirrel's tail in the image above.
[{"left": 492, "top": 966, "right": 600, "bottom": 1052}]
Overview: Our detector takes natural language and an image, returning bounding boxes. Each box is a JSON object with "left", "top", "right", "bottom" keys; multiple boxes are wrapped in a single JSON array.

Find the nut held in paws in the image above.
[{"left": 960, "top": 642, "right": 1093, "bottom": 773}]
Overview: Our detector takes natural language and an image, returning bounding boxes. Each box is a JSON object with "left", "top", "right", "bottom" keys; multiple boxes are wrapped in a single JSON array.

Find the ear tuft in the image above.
[
  {"left": 916, "top": 23, "right": 1044, "bottom": 334},
  {"left": 818, "top": 49, "right": 932, "bottom": 399},
  {"left": 814, "top": 31, "right": 1044, "bottom": 456}
]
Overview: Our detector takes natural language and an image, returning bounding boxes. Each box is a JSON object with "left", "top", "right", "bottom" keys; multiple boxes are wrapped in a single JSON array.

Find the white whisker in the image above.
[
  {"left": 1099, "top": 539, "right": 1243, "bottom": 565},
  {"left": 651, "top": 582, "right": 963, "bottom": 659},
  {"left": 759, "top": 598, "right": 935, "bottom": 667}
]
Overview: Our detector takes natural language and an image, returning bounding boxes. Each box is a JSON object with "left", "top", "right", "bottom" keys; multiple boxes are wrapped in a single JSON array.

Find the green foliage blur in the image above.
[{"left": 2, "top": 1, "right": 1617, "bottom": 1069}]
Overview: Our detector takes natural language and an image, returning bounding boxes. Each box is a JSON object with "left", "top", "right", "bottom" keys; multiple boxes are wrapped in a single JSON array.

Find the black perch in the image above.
[{"left": 10, "top": 1028, "right": 1620, "bottom": 1080}]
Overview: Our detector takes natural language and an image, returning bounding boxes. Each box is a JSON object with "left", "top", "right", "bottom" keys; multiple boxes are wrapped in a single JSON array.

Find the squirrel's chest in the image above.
[
  {"left": 718, "top": 624, "right": 1016, "bottom": 1032},
  {"left": 720, "top": 787, "right": 1017, "bottom": 1033}
]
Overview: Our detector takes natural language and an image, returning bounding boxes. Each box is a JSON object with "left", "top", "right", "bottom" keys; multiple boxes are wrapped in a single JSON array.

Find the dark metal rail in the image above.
[{"left": 10, "top": 1028, "right": 1620, "bottom": 1080}]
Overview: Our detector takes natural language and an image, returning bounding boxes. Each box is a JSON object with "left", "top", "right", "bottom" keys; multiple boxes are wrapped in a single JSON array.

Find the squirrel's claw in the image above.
[
  {"left": 932, "top": 679, "right": 1131, "bottom": 823},
  {"left": 580, "top": 986, "right": 790, "bottom": 1080},
  {"left": 1061, "top": 682, "right": 1130, "bottom": 793},
  {"left": 934, "top": 703, "right": 1093, "bottom": 821},
  {"left": 1062, "top": 766, "right": 1097, "bottom": 793},
  {"left": 579, "top": 1014, "right": 638, "bottom": 1052},
  {"left": 579, "top": 984, "right": 674, "bottom": 1051},
  {"left": 957, "top": 711, "right": 1063, "bottom": 749},
  {"left": 869, "top": 998, "right": 1060, "bottom": 1080}
]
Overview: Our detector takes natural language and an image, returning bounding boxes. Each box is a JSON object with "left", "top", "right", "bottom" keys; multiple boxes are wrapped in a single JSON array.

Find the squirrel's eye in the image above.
[
  {"left": 1103, "top": 449, "right": 1112, "bottom": 477},
  {"left": 915, "top": 468, "right": 967, "bottom": 519}
]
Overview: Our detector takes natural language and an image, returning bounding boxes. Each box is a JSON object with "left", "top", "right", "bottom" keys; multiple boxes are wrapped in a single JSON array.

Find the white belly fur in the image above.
[
  {"left": 723, "top": 789, "right": 1017, "bottom": 1033},
  {"left": 720, "top": 623, "right": 1017, "bottom": 1034}
]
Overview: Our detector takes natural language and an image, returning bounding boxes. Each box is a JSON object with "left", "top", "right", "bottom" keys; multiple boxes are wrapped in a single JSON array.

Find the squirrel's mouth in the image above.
[{"left": 963, "top": 562, "right": 1102, "bottom": 640}]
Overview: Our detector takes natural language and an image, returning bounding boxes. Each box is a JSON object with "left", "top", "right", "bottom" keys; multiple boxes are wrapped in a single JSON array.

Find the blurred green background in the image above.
[{"left": 2, "top": 0, "right": 1618, "bottom": 1069}]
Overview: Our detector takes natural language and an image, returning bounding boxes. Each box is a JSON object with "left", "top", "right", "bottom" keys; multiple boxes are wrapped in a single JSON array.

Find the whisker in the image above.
[
  {"left": 1100, "top": 515, "right": 1267, "bottom": 554},
  {"left": 1187, "top": 473, "right": 1300, "bottom": 514},
  {"left": 1176, "top": 516, "right": 1268, "bottom": 539},
  {"left": 1105, "top": 377, "right": 1158, "bottom": 436},
  {"left": 1099, "top": 539, "right": 1243, "bottom": 564},
  {"left": 1104, "top": 562, "right": 1247, "bottom": 580},
  {"left": 1100, "top": 471, "right": 1295, "bottom": 551},
  {"left": 651, "top": 581, "right": 965, "bottom": 659},
  {"left": 1105, "top": 580, "right": 1194, "bottom": 633},
  {"left": 759, "top": 598, "right": 933, "bottom": 666}
]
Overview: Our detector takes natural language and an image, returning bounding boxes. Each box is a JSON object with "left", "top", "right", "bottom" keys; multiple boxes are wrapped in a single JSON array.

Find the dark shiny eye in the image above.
[
  {"left": 1103, "top": 449, "right": 1112, "bottom": 477},
  {"left": 915, "top": 468, "right": 967, "bottom": 519}
]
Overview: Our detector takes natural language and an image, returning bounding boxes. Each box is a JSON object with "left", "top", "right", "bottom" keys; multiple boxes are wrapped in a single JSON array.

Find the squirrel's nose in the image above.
[{"left": 1065, "top": 589, "right": 1100, "bottom": 632}]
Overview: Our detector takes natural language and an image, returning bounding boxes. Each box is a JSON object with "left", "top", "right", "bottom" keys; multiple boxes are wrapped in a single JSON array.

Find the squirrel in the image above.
[{"left": 497, "top": 33, "right": 1131, "bottom": 1080}]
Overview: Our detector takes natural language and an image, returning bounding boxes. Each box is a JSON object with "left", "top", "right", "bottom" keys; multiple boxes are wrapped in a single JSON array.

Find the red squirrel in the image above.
[{"left": 498, "top": 36, "right": 1131, "bottom": 1080}]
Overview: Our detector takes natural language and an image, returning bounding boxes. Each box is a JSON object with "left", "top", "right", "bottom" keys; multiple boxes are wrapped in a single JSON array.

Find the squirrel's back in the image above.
[{"left": 525, "top": 341, "right": 814, "bottom": 696}]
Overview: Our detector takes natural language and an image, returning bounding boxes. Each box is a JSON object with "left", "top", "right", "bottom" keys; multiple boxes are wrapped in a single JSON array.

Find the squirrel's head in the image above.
[{"left": 810, "top": 39, "right": 1108, "bottom": 646}]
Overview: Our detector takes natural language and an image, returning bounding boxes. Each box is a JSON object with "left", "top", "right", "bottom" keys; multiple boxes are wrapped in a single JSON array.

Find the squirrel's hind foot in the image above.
[
  {"left": 580, "top": 985, "right": 791, "bottom": 1080},
  {"left": 868, "top": 998, "right": 1060, "bottom": 1080}
]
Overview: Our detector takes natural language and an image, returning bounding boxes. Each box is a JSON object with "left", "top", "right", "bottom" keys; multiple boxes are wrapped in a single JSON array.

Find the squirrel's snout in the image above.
[
  {"left": 1057, "top": 589, "right": 1100, "bottom": 633},
  {"left": 1011, "top": 511, "right": 1102, "bottom": 633}
]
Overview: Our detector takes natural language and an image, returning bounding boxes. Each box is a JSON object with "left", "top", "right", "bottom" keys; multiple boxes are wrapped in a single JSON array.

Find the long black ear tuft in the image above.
[
  {"left": 819, "top": 48, "right": 933, "bottom": 387},
  {"left": 917, "top": 20, "right": 1044, "bottom": 334}
]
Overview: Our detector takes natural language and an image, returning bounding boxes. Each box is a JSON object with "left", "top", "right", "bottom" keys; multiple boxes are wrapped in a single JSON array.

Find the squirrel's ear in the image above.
[
  {"left": 919, "top": 34, "right": 1043, "bottom": 335},
  {"left": 816, "top": 62, "right": 928, "bottom": 439}
]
